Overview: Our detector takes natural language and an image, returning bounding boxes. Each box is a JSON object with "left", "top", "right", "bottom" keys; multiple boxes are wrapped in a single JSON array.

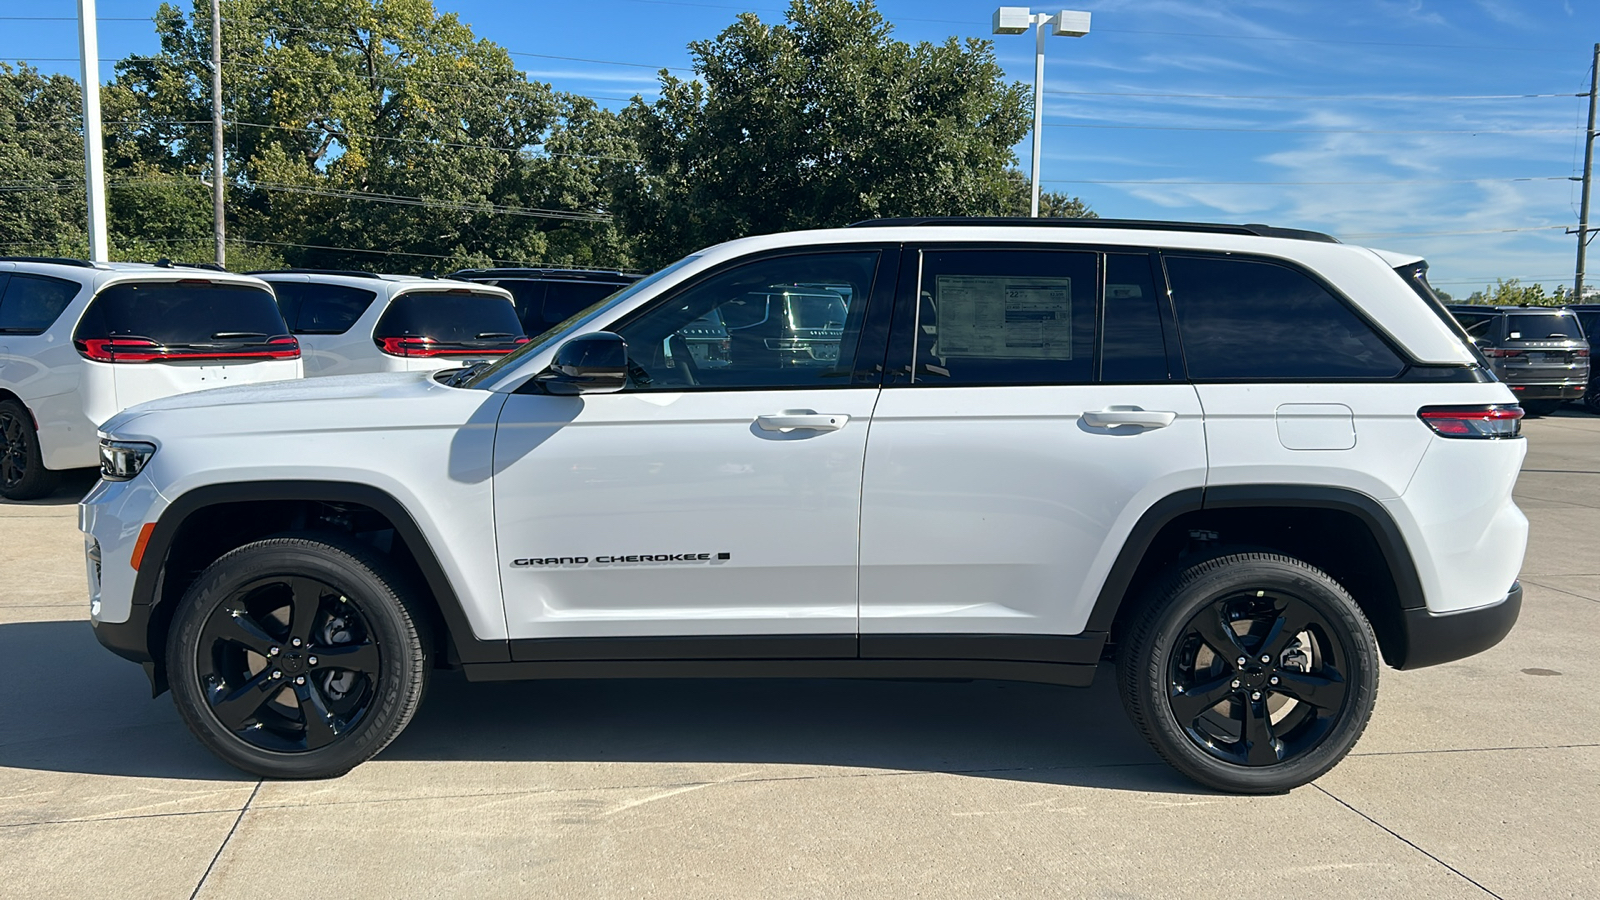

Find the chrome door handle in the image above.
[
  {"left": 756, "top": 410, "right": 849, "bottom": 432},
  {"left": 1081, "top": 407, "right": 1177, "bottom": 429}
]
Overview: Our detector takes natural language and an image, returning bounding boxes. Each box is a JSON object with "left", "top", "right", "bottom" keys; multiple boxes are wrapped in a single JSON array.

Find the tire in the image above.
[
  {"left": 1520, "top": 399, "right": 1561, "bottom": 418},
  {"left": 1584, "top": 386, "right": 1600, "bottom": 416},
  {"left": 1117, "top": 552, "right": 1379, "bottom": 794},
  {"left": 167, "top": 536, "right": 429, "bottom": 779},
  {"left": 0, "top": 399, "right": 61, "bottom": 501}
]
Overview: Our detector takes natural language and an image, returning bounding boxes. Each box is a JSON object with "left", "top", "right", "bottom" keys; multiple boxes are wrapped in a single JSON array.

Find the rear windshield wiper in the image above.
[
  {"left": 475, "top": 332, "right": 517, "bottom": 339},
  {"left": 212, "top": 331, "right": 269, "bottom": 340}
]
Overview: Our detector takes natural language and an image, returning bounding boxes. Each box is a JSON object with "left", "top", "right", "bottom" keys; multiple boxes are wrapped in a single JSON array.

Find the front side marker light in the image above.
[
  {"left": 1418, "top": 405, "right": 1523, "bottom": 438},
  {"left": 99, "top": 439, "right": 157, "bottom": 480},
  {"left": 130, "top": 523, "right": 157, "bottom": 571}
]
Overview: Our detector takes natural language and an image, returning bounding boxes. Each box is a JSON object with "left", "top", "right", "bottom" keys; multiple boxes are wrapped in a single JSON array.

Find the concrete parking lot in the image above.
[{"left": 3, "top": 415, "right": 1598, "bottom": 899}]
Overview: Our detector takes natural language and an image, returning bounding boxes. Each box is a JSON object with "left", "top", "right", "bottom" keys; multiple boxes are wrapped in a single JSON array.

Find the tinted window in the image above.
[
  {"left": 910, "top": 249, "right": 1097, "bottom": 386},
  {"left": 1101, "top": 253, "right": 1170, "bottom": 382},
  {"left": 541, "top": 282, "right": 627, "bottom": 328},
  {"left": 1575, "top": 312, "right": 1600, "bottom": 341},
  {"left": 374, "top": 291, "right": 524, "bottom": 344},
  {"left": 271, "top": 282, "right": 377, "bottom": 335},
  {"left": 0, "top": 273, "right": 80, "bottom": 334},
  {"left": 1451, "top": 310, "right": 1498, "bottom": 340},
  {"left": 1505, "top": 313, "right": 1582, "bottom": 341},
  {"left": 74, "top": 282, "right": 289, "bottom": 344},
  {"left": 1166, "top": 256, "right": 1405, "bottom": 380},
  {"left": 614, "top": 251, "right": 878, "bottom": 390}
]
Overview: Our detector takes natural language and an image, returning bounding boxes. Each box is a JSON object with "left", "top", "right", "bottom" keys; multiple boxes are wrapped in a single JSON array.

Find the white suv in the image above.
[
  {"left": 251, "top": 270, "right": 521, "bottom": 377},
  {"left": 0, "top": 257, "right": 300, "bottom": 500},
  {"left": 81, "top": 219, "right": 1527, "bottom": 793}
]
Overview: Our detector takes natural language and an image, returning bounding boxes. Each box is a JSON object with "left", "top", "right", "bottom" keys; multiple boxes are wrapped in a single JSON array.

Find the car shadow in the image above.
[
  {"left": 0, "top": 468, "right": 99, "bottom": 507},
  {"left": 0, "top": 619, "right": 1204, "bottom": 795}
]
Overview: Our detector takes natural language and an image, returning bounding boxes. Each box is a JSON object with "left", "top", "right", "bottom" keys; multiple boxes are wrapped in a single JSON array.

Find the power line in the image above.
[
  {"left": 250, "top": 181, "right": 609, "bottom": 222},
  {"left": 0, "top": 16, "right": 150, "bottom": 21},
  {"left": 1343, "top": 224, "right": 1578, "bottom": 238},
  {"left": 1047, "top": 176, "right": 1577, "bottom": 186},
  {"left": 1043, "top": 88, "right": 1584, "bottom": 102},
  {"left": 1046, "top": 121, "right": 1574, "bottom": 135}
]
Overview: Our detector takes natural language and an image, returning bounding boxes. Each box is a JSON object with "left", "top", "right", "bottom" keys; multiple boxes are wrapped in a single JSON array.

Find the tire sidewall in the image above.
[
  {"left": 1124, "top": 555, "right": 1379, "bottom": 793},
  {"left": 167, "top": 539, "right": 424, "bottom": 779},
  {"left": 0, "top": 399, "right": 58, "bottom": 501}
]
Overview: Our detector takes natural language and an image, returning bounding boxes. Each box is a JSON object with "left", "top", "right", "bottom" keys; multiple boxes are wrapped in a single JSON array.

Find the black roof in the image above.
[
  {"left": 246, "top": 268, "right": 384, "bottom": 279},
  {"left": 845, "top": 216, "right": 1340, "bottom": 244},
  {"left": 450, "top": 267, "right": 641, "bottom": 283},
  {"left": 0, "top": 255, "right": 96, "bottom": 268}
]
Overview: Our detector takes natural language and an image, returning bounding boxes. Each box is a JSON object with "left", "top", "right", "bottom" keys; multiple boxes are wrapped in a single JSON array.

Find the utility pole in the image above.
[
  {"left": 1577, "top": 43, "right": 1599, "bottom": 301},
  {"left": 76, "top": 0, "right": 109, "bottom": 262},
  {"left": 210, "top": 0, "right": 226, "bottom": 268}
]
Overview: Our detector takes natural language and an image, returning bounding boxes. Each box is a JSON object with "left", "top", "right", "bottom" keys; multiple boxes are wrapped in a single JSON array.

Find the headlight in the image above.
[{"left": 99, "top": 439, "right": 156, "bottom": 481}]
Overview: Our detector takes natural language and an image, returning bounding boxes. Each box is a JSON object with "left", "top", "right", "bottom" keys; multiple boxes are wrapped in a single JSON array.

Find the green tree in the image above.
[
  {"left": 613, "top": 0, "right": 1089, "bottom": 267},
  {"left": 1462, "top": 278, "right": 1566, "bottom": 307},
  {"left": 0, "top": 63, "right": 89, "bottom": 256},
  {"left": 107, "top": 0, "right": 633, "bottom": 271}
]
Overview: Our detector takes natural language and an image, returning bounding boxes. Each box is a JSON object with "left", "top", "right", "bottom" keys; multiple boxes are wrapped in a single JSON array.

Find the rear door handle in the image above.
[
  {"left": 1081, "top": 407, "right": 1178, "bottom": 429},
  {"left": 756, "top": 411, "right": 849, "bottom": 432}
]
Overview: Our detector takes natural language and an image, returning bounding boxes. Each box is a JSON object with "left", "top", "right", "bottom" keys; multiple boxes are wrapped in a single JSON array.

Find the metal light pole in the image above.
[
  {"left": 210, "top": 0, "right": 225, "bottom": 268},
  {"left": 76, "top": 0, "right": 109, "bottom": 261},
  {"left": 993, "top": 7, "right": 1090, "bottom": 217},
  {"left": 1576, "top": 42, "right": 1598, "bottom": 301}
]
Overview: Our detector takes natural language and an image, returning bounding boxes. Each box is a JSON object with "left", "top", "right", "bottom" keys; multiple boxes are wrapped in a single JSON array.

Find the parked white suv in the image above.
[
  {"left": 0, "top": 257, "right": 300, "bottom": 500},
  {"left": 82, "top": 220, "right": 1527, "bottom": 792},
  {"left": 252, "top": 270, "right": 521, "bottom": 376}
]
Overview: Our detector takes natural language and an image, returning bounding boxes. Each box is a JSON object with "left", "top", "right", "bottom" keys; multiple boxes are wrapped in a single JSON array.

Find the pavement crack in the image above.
[
  {"left": 1518, "top": 578, "right": 1600, "bottom": 604},
  {"left": 0, "top": 807, "right": 247, "bottom": 829},
  {"left": 190, "top": 781, "right": 260, "bottom": 900},
  {"left": 1313, "top": 784, "right": 1505, "bottom": 899}
]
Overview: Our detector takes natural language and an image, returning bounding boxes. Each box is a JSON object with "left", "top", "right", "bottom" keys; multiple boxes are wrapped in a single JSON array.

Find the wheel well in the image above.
[
  {"left": 144, "top": 499, "right": 453, "bottom": 685},
  {"left": 1106, "top": 506, "right": 1409, "bottom": 667}
]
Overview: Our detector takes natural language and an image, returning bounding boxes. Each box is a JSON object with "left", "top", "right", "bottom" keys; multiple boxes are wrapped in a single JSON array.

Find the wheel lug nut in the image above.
[
  {"left": 1260, "top": 655, "right": 1271, "bottom": 664},
  {"left": 295, "top": 676, "right": 305, "bottom": 685},
  {"left": 271, "top": 670, "right": 282, "bottom": 679},
  {"left": 292, "top": 638, "right": 303, "bottom": 647},
  {"left": 1270, "top": 676, "right": 1280, "bottom": 685},
  {"left": 1231, "top": 680, "right": 1241, "bottom": 688},
  {"left": 1236, "top": 656, "right": 1246, "bottom": 666},
  {"left": 268, "top": 647, "right": 280, "bottom": 656},
  {"left": 1251, "top": 691, "right": 1262, "bottom": 700},
  {"left": 308, "top": 656, "right": 318, "bottom": 666}
]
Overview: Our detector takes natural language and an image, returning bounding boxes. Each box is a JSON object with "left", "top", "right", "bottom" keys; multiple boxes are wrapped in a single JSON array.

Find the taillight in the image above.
[
  {"left": 1418, "top": 405, "right": 1523, "bottom": 438},
  {"left": 1577, "top": 348, "right": 1590, "bottom": 358},
  {"left": 75, "top": 336, "right": 299, "bottom": 363},
  {"left": 1483, "top": 348, "right": 1521, "bottom": 358},
  {"left": 376, "top": 336, "right": 517, "bottom": 357}
]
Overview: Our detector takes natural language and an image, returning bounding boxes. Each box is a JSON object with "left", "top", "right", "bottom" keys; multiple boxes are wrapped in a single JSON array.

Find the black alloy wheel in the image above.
[
  {"left": 197, "top": 574, "right": 382, "bottom": 753},
  {"left": 1584, "top": 384, "right": 1600, "bottom": 415},
  {"left": 1167, "top": 590, "right": 1348, "bottom": 767},
  {"left": 0, "top": 399, "right": 60, "bottom": 501},
  {"left": 1119, "top": 552, "right": 1379, "bottom": 794},
  {"left": 168, "top": 537, "right": 428, "bottom": 779}
]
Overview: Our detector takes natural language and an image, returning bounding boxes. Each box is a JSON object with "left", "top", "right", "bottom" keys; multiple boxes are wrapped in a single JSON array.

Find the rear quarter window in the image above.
[
  {"left": 73, "top": 281, "right": 289, "bottom": 344},
  {"left": 271, "top": 282, "right": 378, "bottom": 335},
  {"left": 374, "top": 291, "right": 523, "bottom": 342},
  {"left": 0, "top": 273, "right": 81, "bottom": 334},
  {"left": 1165, "top": 255, "right": 1405, "bottom": 380}
]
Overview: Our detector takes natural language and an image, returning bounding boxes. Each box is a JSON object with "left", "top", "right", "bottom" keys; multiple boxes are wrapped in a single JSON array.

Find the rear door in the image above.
[
  {"left": 269, "top": 279, "right": 378, "bottom": 376},
  {"left": 857, "top": 246, "right": 1206, "bottom": 646},
  {"left": 71, "top": 278, "right": 301, "bottom": 415}
]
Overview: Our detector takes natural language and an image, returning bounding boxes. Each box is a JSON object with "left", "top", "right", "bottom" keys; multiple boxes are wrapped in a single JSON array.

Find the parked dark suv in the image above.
[
  {"left": 1566, "top": 304, "right": 1600, "bottom": 413},
  {"left": 449, "top": 268, "right": 639, "bottom": 336},
  {"left": 1447, "top": 305, "right": 1589, "bottom": 415}
]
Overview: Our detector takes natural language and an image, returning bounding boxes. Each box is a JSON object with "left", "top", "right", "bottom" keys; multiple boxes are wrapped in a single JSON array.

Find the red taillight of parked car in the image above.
[
  {"left": 375, "top": 336, "right": 527, "bottom": 358},
  {"left": 1417, "top": 405, "right": 1523, "bottom": 438},
  {"left": 75, "top": 336, "right": 299, "bottom": 363}
]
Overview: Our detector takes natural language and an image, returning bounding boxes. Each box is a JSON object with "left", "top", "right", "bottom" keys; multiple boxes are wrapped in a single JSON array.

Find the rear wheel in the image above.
[
  {"left": 1584, "top": 386, "right": 1600, "bottom": 415},
  {"left": 0, "top": 399, "right": 60, "bottom": 501},
  {"left": 167, "top": 537, "right": 428, "bottom": 779},
  {"left": 1118, "top": 552, "right": 1379, "bottom": 794}
]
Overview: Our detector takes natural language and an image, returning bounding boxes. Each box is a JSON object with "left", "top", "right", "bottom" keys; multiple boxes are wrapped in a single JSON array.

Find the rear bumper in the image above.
[
  {"left": 1397, "top": 582, "right": 1521, "bottom": 669},
  {"left": 1504, "top": 383, "right": 1585, "bottom": 400}
]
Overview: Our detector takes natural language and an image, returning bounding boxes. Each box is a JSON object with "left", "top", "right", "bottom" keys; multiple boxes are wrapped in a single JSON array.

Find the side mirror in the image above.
[{"left": 537, "top": 332, "right": 628, "bottom": 395}]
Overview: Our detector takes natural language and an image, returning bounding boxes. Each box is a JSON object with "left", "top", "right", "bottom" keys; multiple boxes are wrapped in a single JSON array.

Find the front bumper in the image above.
[
  {"left": 89, "top": 605, "right": 167, "bottom": 695},
  {"left": 1397, "top": 582, "right": 1522, "bottom": 669}
]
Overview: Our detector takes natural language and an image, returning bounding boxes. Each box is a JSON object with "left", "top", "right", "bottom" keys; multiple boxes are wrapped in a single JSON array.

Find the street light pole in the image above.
[
  {"left": 76, "top": 0, "right": 109, "bottom": 262},
  {"left": 994, "top": 7, "right": 1091, "bottom": 217}
]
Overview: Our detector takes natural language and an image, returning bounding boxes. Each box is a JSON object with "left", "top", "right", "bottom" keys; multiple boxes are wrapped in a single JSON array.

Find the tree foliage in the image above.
[
  {"left": 612, "top": 0, "right": 1087, "bottom": 266},
  {"left": 1460, "top": 278, "right": 1571, "bottom": 307}
]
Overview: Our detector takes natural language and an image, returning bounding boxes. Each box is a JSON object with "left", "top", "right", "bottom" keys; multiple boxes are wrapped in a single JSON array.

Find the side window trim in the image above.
[
  {"left": 1158, "top": 249, "right": 1420, "bottom": 382},
  {"left": 599, "top": 244, "right": 898, "bottom": 393}
]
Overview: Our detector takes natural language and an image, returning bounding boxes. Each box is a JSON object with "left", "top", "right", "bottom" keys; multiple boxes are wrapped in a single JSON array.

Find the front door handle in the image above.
[
  {"left": 756, "top": 410, "right": 849, "bottom": 432},
  {"left": 1081, "top": 407, "right": 1178, "bottom": 429}
]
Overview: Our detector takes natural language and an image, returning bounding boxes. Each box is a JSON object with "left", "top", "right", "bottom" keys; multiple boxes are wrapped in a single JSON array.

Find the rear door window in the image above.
[
  {"left": 1504, "top": 314, "right": 1583, "bottom": 341},
  {"left": 0, "top": 273, "right": 81, "bottom": 334},
  {"left": 1450, "top": 310, "right": 1498, "bottom": 340},
  {"left": 272, "top": 283, "right": 378, "bottom": 335},
  {"left": 1101, "top": 253, "right": 1170, "bottom": 382},
  {"left": 373, "top": 291, "right": 525, "bottom": 350},
  {"left": 1165, "top": 255, "right": 1405, "bottom": 380},
  {"left": 74, "top": 281, "right": 289, "bottom": 345}
]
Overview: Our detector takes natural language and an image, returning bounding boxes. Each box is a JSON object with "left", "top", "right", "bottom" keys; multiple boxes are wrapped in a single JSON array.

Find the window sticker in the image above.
[
  {"left": 932, "top": 275, "right": 1074, "bottom": 359},
  {"left": 1107, "top": 283, "right": 1143, "bottom": 300}
]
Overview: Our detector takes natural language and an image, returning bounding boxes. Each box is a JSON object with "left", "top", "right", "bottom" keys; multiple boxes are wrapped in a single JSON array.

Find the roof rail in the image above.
[
  {"left": 450, "top": 266, "right": 640, "bottom": 280},
  {"left": 844, "top": 216, "right": 1341, "bottom": 244},
  {"left": 245, "top": 268, "right": 383, "bottom": 279},
  {"left": 0, "top": 255, "right": 96, "bottom": 268}
]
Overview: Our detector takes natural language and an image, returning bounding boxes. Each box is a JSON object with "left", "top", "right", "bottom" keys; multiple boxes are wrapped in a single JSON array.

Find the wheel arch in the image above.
[
  {"left": 136, "top": 480, "right": 507, "bottom": 693},
  {"left": 1090, "top": 485, "right": 1426, "bottom": 669}
]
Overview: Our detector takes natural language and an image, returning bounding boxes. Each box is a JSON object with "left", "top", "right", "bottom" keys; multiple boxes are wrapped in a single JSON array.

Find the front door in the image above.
[
  {"left": 492, "top": 247, "right": 895, "bottom": 654},
  {"left": 858, "top": 247, "right": 1206, "bottom": 645}
]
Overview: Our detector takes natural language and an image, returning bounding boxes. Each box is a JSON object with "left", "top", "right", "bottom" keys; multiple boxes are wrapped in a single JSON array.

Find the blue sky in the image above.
[{"left": 6, "top": 0, "right": 1600, "bottom": 294}]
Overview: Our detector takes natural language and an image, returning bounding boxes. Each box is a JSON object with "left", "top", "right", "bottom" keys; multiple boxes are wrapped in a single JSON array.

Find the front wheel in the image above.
[
  {"left": 167, "top": 537, "right": 429, "bottom": 778},
  {"left": 1117, "top": 552, "right": 1379, "bottom": 794}
]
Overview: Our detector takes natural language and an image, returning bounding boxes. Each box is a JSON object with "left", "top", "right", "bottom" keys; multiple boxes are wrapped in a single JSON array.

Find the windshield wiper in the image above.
[
  {"left": 443, "top": 361, "right": 493, "bottom": 387},
  {"left": 475, "top": 332, "right": 517, "bottom": 339},
  {"left": 212, "top": 331, "right": 268, "bottom": 340}
]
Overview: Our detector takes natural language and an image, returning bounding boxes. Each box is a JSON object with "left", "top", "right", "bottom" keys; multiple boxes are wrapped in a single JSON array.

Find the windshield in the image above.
[
  {"left": 459, "top": 255, "right": 702, "bottom": 389},
  {"left": 75, "top": 281, "right": 289, "bottom": 345},
  {"left": 1505, "top": 313, "right": 1583, "bottom": 341}
]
